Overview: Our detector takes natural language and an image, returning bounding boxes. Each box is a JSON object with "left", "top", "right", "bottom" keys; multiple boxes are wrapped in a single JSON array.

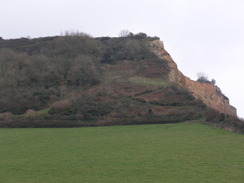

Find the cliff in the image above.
[
  {"left": 149, "top": 40, "right": 237, "bottom": 116},
  {"left": 0, "top": 34, "right": 240, "bottom": 128}
]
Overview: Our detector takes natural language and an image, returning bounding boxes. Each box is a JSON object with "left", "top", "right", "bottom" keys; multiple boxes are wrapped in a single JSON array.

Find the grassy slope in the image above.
[{"left": 0, "top": 122, "right": 243, "bottom": 183}]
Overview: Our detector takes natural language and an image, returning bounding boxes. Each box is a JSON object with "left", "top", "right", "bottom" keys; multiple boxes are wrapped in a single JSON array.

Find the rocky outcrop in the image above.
[{"left": 149, "top": 40, "right": 237, "bottom": 116}]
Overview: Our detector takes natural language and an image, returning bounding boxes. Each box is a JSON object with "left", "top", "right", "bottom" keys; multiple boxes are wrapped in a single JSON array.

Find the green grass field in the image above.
[{"left": 0, "top": 122, "right": 243, "bottom": 183}]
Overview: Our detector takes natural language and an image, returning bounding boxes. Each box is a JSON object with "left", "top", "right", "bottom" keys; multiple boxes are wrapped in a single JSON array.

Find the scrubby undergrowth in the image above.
[{"left": 0, "top": 32, "right": 243, "bottom": 132}]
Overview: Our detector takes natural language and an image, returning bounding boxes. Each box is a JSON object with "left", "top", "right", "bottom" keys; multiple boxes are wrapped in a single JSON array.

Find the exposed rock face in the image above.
[{"left": 149, "top": 40, "right": 237, "bottom": 116}]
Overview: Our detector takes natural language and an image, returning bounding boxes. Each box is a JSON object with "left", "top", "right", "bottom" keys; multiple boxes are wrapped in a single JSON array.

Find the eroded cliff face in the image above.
[{"left": 148, "top": 40, "right": 237, "bottom": 116}]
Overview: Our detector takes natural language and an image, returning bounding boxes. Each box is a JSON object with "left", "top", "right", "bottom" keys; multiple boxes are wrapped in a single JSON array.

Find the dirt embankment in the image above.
[{"left": 149, "top": 40, "right": 237, "bottom": 116}]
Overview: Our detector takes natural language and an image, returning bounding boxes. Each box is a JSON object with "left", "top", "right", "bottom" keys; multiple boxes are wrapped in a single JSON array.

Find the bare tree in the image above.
[
  {"left": 119, "top": 29, "right": 130, "bottom": 37},
  {"left": 196, "top": 72, "right": 210, "bottom": 83}
]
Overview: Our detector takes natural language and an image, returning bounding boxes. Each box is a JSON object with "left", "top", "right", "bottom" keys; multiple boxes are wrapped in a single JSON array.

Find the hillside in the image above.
[{"left": 0, "top": 32, "right": 243, "bottom": 131}]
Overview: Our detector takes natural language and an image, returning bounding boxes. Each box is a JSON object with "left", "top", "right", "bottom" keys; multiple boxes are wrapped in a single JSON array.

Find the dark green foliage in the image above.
[
  {"left": 99, "top": 37, "right": 159, "bottom": 63},
  {"left": 33, "top": 91, "right": 50, "bottom": 105},
  {"left": 73, "top": 97, "right": 113, "bottom": 121}
]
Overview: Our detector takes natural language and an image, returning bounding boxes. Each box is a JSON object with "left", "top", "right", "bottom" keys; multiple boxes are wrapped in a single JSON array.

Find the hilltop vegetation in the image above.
[
  {"left": 0, "top": 33, "right": 160, "bottom": 114},
  {"left": 0, "top": 32, "right": 243, "bottom": 131}
]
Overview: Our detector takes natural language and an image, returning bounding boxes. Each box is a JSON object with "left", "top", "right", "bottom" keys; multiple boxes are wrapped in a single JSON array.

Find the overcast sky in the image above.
[{"left": 1, "top": 0, "right": 244, "bottom": 117}]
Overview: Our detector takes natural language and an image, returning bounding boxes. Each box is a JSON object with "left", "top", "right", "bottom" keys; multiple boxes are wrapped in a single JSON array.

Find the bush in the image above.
[
  {"left": 49, "top": 99, "right": 72, "bottom": 114},
  {"left": 203, "top": 107, "right": 244, "bottom": 133},
  {"left": 73, "top": 97, "right": 113, "bottom": 121},
  {"left": 134, "top": 33, "right": 148, "bottom": 39},
  {"left": 204, "top": 108, "right": 222, "bottom": 122},
  {"left": 0, "top": 112, "right": 13, "bottom": 122},
  {"left": 100, "top": 37, "right": 159, "bottom": 63},
  {"left": 196, "top": 72, "right": 211, "bottom": 83},
  {"left": 25, "top": 109, "right": 38, "bottom": 119}
]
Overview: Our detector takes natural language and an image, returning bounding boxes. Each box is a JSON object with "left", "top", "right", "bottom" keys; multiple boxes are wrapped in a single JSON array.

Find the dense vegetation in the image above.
[
  {"left": 0, "top": 33, "right": 159, "bottom": 113},
  {"left": 0, "top": 32, "right": 243, "bottom": 132},
  {"left": 0, "top": 122, "right": 243, "bottom": 182}
]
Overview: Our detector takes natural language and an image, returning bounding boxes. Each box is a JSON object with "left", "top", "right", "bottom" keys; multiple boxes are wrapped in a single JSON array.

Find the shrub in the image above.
[
  {"left": 49, "top": 99, "right": 72, "bottom": 114},
  {"left": 204, "top": 108, "right": 221, "bottom": 122},
  {"left": 0, "top": 112, "right": 13, "bottom": 122},
  {"left": 100, "top": 37, "right": 159, "bottom": 63},
  {"left": 25, "top": 109, "right": 38, "bottom": 118},
  {"left": 196, "top": 72, "right": 210, "bottom": 83}
]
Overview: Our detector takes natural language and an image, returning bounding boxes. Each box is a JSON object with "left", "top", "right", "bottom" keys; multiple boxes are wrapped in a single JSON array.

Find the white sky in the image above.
[{"left": 1, "top": 0, "right": 244, "bottom": 117}]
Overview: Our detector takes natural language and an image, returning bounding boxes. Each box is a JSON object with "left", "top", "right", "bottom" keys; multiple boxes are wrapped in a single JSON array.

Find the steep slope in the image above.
[
  {"left": 148, "top": 40, "right": 237, "bottom": 116},
  {"left": 0, "top": 34, "right": 241, "bottom": 129}
]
